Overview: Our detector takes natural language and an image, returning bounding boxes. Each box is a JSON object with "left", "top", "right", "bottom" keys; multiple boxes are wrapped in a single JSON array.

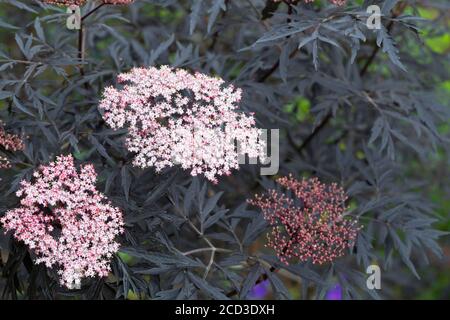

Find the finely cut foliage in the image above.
[{"left": 0, "top": 0, "right": 448, "bottom": 300}]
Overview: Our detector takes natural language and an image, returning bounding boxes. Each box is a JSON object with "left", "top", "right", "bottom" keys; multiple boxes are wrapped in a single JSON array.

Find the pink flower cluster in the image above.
[
  {"left": 274, "top": 0, "right": 346, "bottom": 5},
  {"left": 0, "top": 121, "right": 24, "bottom": 169},
  {"left": 42, "top": 0, "right": 133, "bottom": 6},
  {"left": 99, "top": 66, "right": 265, "bottom": 183},
  {"left": 249, "top": 176, "right": 359, "bottom": 265},
  {"left": 1, "top": 155, "right": 124, "bottom": 289}
]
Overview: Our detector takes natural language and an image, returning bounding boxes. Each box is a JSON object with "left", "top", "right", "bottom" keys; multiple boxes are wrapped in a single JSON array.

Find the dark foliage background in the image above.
[{"left": 0, "top": 0, "right": 449, "bottom": 299}]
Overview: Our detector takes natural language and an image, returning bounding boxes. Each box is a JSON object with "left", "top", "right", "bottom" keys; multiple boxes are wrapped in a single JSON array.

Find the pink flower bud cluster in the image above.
[
  {"left": 1, "top": 155, "right": 124, "bottom": 289},
  {"left": 249, "top": 175, "right": 360, "bottom": 265},
  {"left": 42, "top": 0, "right": 134, "bottom": 6},
  {"left": 99, "top": 66, "right": 265, "bottom": 183},
  {"left": 0, "top": 121, "right": 24, "bottom": 169}
]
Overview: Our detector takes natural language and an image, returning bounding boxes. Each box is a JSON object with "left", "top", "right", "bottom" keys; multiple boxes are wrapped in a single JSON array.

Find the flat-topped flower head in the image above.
[
  {"left": 249, "top": 175, "right": 360, "bottom": 265},
  {"left": 1, "top": 155, "right": 124, "bottom": 289},
  {"left": 99, "top": 66, "right": 265, "bottom": 183}
]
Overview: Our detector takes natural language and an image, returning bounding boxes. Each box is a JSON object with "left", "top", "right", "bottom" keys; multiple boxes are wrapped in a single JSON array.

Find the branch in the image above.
[
  {"left": 78, "top": 25, "right": 85, "bottom": 76},
  {"left": 172, "top": 202, "right": 220, "bottom": 280},
  {"left": 360, "top": 2, "right": 407, "bottom": 76},
  {"left": 261, "top": 0, "right": 281, "bottom": 20},
  {"left": 256, "top": 42, "right": 298, "bottom": 82},
  {"left": 78, "top": 3, "right": 106, "bottom": 77},
  {"left": 81, "top": 3, "right": 106, "bottom": 21},
  {"left": 182, "top": 248, "right": 232, "bottom": 256}
]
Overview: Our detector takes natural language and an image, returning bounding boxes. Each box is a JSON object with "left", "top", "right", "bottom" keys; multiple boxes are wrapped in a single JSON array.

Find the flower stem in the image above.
[
  {"left": 77, "top": 3, "right": 106, "bottom": 77},
  {"left": 81, "top": 3, "right": 106, "bottom": 21},
  {"left": 78, "top": 24, "right": 85, "bottom": 76}
]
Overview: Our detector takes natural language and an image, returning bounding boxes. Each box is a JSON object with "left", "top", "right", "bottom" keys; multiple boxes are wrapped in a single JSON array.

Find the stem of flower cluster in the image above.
[
  {"left": 77, "top": 3, "right": 106, "bottom": 77},
  {"left": 171, "top": 201, "right": 227, "bottom": 280},
  {"left": 78, "top": 24, "right": 85, "bottom": 76}
]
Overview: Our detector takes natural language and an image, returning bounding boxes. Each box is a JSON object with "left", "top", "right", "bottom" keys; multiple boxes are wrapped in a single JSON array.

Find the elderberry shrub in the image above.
[{"left": 0, "top": 0, "right": 448, "bottom": 300}]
